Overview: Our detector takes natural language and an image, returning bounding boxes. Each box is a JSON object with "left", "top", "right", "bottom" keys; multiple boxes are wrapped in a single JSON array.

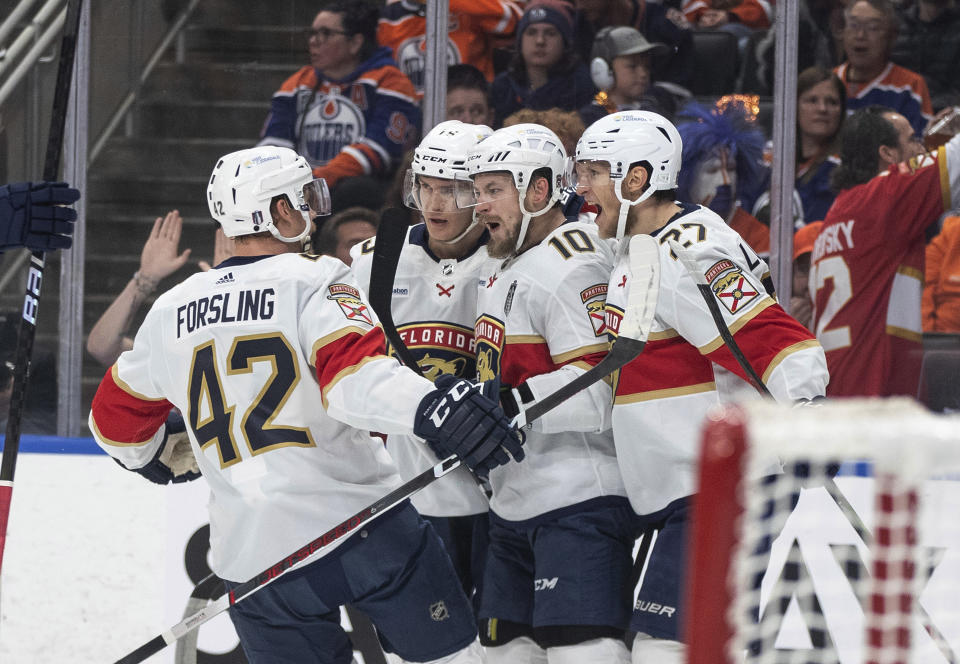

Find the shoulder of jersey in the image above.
[
  {"left": 656, "top": 206, "right": 751, "bottom": 270},
  {"left": 525, "top": 222, "right": 614, "bottom": 280},
  {"left": 278, "top": 66, "right": 317, "bottom": 93},
  {"left": 360, "top": 64, "right": 418, "bottom": 100}
]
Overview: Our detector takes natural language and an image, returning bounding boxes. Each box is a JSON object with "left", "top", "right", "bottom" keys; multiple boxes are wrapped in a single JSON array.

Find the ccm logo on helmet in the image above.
[{"left": 422, "top": 155, "right": 448, "bottom": 163}]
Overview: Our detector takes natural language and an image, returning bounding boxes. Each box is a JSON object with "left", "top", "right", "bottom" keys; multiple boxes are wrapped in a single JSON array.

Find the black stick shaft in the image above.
[{"left": 1, "top": 0, "right": 84, "bottom": 572}]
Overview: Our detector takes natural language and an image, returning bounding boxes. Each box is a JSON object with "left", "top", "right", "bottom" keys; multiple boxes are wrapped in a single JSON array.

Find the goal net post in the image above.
[{"left": 686, "top": 398, "right": 960, "bottom": 664}]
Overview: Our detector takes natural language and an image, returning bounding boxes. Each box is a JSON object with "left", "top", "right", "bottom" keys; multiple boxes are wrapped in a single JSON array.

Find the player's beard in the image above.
[{"left": 483, "top": 214, "right": 520, "bottom": 259}]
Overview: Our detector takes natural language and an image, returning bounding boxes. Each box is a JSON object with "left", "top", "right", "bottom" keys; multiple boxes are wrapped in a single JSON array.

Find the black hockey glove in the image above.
[
  {"left": 414, "top": 374, "right": 525, "bottom": 476},
  {"left": 0, "top": 181, "right": 79, "bottom": 253},
  {"left": 114, "top": 413, "right": 202, "bottom": 485}
]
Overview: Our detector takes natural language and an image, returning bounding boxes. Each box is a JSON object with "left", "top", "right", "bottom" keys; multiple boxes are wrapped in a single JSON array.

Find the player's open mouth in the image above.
[{"left": 427, "top": 217, "right": 448, "bottom": 225}]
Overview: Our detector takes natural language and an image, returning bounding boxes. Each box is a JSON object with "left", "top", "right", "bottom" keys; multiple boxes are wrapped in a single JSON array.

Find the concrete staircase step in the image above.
[
  {"left": 151, "top": 61, "right": 298, "bottom": 102},
  {"left": 135, "top": 99, "right": 270, "bottom": 139},
  {"left": 92, "top": 136, "right": 253, "bottom": 177}
]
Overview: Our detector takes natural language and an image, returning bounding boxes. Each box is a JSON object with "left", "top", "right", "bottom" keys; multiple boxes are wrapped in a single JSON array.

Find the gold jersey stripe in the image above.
[
  {"left": 761, "top": 338, "right": 823, "bottom": 384},
  {"left": 698, "top": 297, "right": 775, "bottom": 355},
  {"left": 614, "top": 381, "right": 716, "bottom": 404},
  {"left": 111, "top": 364, "right": 166, "bottom": 402}
]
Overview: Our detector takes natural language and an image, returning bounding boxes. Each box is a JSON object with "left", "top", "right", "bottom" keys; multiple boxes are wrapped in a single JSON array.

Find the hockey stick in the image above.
[
  {"left": 516, "top": 234, "right": 660, "bottom": 426},
  {"left": 0, "top": 0, "right": 84, "bottom": 576},
  {"left": 368, "top": 207, "right": 422, "bottom": 374},
  {"left": 666, "top": 239, "right": 869, "bottom": 540},
  {"left": 113, "top": 234, "right": 661, "bottom": 664}
]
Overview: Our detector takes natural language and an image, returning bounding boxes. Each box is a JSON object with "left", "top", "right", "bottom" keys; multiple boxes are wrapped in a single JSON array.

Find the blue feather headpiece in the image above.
[{"left": 675, "top": 98, "right": 766, "bottom": 207}]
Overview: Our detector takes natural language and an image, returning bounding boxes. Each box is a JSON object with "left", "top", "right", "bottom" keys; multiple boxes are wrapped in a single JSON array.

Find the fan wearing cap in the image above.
[
  {"left": 791, "top": 220, "right": 823, "bottom": 330},
  {"left": 580, "top": 26, "right": 678, "bottom": 126},
  {"left": 489, "top": 0, "right": 597, "bottom": 128}
]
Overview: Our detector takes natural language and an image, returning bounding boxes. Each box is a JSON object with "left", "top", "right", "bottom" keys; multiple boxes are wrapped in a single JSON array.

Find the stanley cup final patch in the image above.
[
  {"left": 705, "top": 260, "right": 759, "bottom": 314},
  {"left": 327, "top": 283, "right": 374, "bottom": 326}
]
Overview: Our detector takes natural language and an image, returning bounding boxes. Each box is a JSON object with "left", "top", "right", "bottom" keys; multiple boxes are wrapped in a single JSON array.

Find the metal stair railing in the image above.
[
  {"left": 0, "top": 0, "right": 67, "bottom": 107},
  {"left": 87, "top": 0, "right": 201, "bottom": 166}
]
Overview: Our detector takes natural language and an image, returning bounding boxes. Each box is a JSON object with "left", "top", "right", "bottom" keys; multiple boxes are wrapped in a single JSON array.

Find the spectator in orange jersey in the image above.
[
  {"left": 258, "top": 0, "right": 419, "bottom": 208},
  {"left": 924, "top": 216, "right": 960, "bottom": 333},
  {"left": 681, "top": 0, "right": 772, "bottom": 33},
  {"left": 377, "top": 0, "right": 522, "bottom": 96},
  {"left": 834, "top": 0, "right": 933, "bottom": 137}
]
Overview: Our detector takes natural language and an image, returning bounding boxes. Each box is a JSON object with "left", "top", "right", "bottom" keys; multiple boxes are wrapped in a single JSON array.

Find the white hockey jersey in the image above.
[
  {"left": 605, "top": 204, "right": 829, "bottom": 516},
  {"left": 475, "top": 221, "right": 626, "bottom": 522},
  {"left": 89, "top": 253, "right": 437, "bottom": 582},
  {"left": 351, "top": 224, "right": 492, "bottom": 517}
]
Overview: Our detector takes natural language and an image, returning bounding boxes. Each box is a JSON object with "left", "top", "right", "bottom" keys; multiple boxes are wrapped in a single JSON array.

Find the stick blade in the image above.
[{"left": 620, "top": 234, "right": 661, "bottom": 343}]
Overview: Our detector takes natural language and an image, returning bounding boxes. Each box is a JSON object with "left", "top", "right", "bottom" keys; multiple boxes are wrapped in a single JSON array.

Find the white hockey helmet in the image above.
[
  {"left": 463, "top": 123, "right": 568, "bottom": 253},
  {"left": 206, "top": 146, "right": 330, "bottom": 244},
  {"left": 575, "top": 110, "right": 682, "bottom": 239},
  {"left": 403, "top": 120, "right": 493, "bottom": 211}
]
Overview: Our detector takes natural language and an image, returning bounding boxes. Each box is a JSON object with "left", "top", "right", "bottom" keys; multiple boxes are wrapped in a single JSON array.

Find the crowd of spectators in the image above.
[{"left": 78, "top": 0, "right": 960, "bottom": 432}]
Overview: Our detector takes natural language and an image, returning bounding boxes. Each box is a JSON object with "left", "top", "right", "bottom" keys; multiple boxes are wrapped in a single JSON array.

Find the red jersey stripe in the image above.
[{"left": 90, "top": 366, "right": 172, "bottom": 445}]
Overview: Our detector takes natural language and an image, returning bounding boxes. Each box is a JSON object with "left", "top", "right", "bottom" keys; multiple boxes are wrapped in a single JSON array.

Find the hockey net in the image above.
[{"left": 686, "top": 399, "right": 960, "bottom": 664}]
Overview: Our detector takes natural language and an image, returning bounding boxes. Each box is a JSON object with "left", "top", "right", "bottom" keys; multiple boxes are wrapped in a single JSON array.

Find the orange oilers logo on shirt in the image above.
[
  {"left": 396, "top": 322, "right": 476, "bottom": 380},
  {"left": 706, "top": 260, "right": 759, "bottom": 314},
  {"left": 474, "top": 314, "right": 505, "bottom": 382},
  {"left": 298, "top": 92, "right": 366, "bottom": 166},
  {"left": 327, "top": 283, "right": 374, "bottom": 326},
  {"left": 395, "top": 35, "right": 460, "bottom": 93},
  {"left": 580, "top": 283, "right": 609, "bottom": 337}
]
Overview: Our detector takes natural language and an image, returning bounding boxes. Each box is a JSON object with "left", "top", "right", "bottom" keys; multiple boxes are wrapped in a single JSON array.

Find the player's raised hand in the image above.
[
  {"left": 138, "top": 210, "right": 192, "bottom": 286},
  {"left": 414, "top": 374, "right": 525, "bottom": 476},
  {"left": 0, "top": 181, "right": 79, "bottom": 252}
]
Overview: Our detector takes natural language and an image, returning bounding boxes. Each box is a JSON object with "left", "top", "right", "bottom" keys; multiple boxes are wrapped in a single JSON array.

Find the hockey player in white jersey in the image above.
[
  {"left": 460, "top": 124, "right": 635, "bottom": 664},
  {"left": 351, "top": 120, "right": 495, "bottom": 610},
  {"left": 574, "top": 111, "right": 829, "bottom": 664},
  {"left": 88, "top": 146, "right": 525, "bottom": 664}
]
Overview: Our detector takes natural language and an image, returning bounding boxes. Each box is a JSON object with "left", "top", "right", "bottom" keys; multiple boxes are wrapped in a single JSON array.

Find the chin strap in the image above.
[
  {"left": 513, "top": 188, "right": 556, "bottom": 253},
  {"left": 270, "top": 210, "right": 313, "bottom": 247},
  {"left": 433, "top": 211, "right": 480, "bottom": 245},
  {"left": 613, "top": 183, "right": 657, "bottom": 240}
]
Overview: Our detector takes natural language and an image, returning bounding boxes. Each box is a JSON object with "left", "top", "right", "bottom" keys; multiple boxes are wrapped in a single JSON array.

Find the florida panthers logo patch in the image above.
[
  {"left": 580, "top": 283, "right": 608, "bottom": 337},
  {"left": 706, "top": 260, "right": 759, "bottom": 314},
  {"left": 474, "top": 314, "right": 505, "bottom": 383},
  {"left": 327, "top": 283, "right": 373, "bottom": 325},
  {"left": 299, "top": 92, "right": 365, "bottom": 166}
]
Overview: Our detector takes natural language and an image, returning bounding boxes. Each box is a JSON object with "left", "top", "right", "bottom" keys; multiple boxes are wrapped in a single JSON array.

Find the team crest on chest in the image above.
[
  {"left": 299, "top": 92, "right": 366, "bottom": 166},
  {"left": 327, "top": 283, "right": 374, "bottom": 325},
  {"left": 474, "top": 314, "right": 505, "bottom": 382},
  {"left": 706, "top": 260, "right": 759, "bottom": 313},
  {"left": 580, "top": 283, "right": 609, "bottom": 337},
  {"left": 396, "top": 322, "right": 475, "bottom": 380}
]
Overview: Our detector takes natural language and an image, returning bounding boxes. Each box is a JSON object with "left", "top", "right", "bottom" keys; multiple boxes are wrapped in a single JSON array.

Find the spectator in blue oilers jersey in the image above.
[{"left": 258, "top": 0, "right": 420, "bottom": 210}]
